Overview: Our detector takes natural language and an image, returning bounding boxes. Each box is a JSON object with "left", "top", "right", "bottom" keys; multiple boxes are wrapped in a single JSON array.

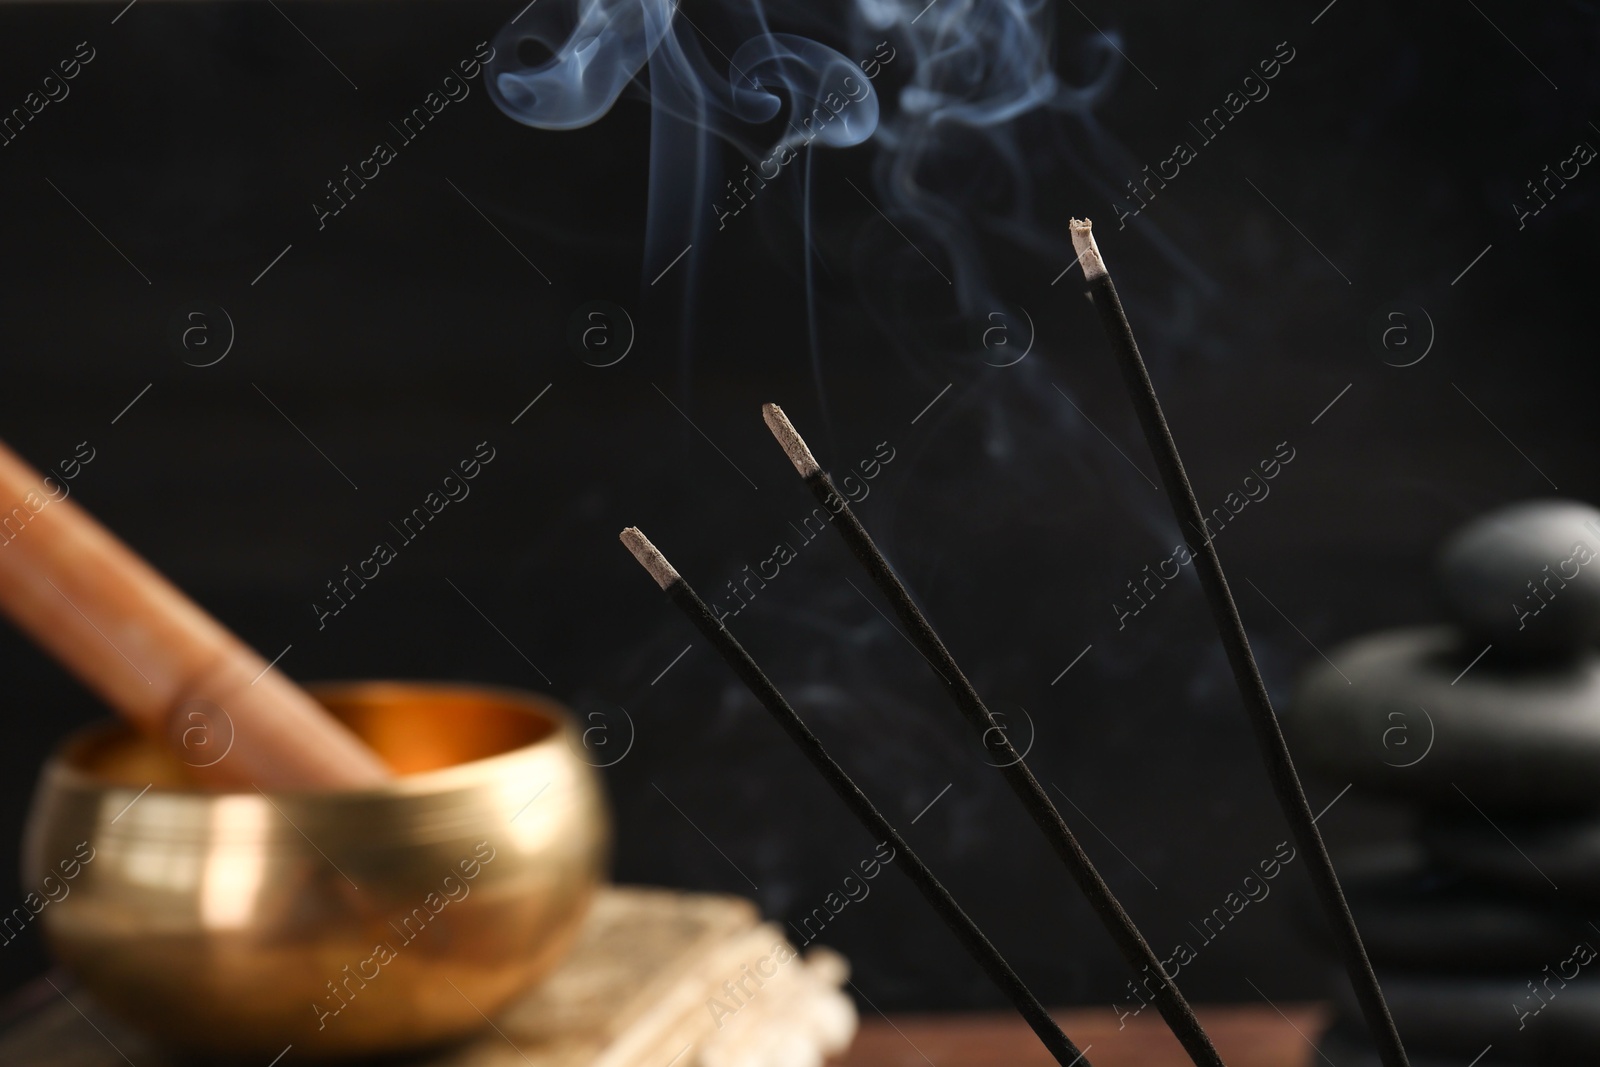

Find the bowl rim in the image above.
[{"left": 41, "top": 679, "right": 582, "bottom": 802}]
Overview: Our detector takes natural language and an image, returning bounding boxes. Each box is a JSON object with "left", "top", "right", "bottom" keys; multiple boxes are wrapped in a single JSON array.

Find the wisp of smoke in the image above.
[
  {"left": 484, "top": 0, "right": 1119, "bottom": 312},
  {"left": 487, "top": 0, "right": 1207, "bottom": 647}
]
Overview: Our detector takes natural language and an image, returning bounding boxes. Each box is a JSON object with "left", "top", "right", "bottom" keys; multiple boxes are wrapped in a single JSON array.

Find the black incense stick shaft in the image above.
[
  {"left": 761, "top": 408, "right": 1226, "bottom": 1067},
  {"left": 619, "top": 528, "right": 1091, "bottom": 1067},
  {"left": 1068, "top": 219, "right": 1409, "bottom": 1067}
]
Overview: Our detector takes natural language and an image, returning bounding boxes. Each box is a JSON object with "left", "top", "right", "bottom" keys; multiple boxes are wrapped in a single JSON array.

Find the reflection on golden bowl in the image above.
[{"left": 20, "top": 681, "right": 611, "bottom": 1059}]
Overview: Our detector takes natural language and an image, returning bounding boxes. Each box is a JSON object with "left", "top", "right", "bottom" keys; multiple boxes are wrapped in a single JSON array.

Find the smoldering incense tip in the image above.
[
  {"left": 761, "top": 403, "right": 821, "bottom": 478},
  {"left": 1069, "top": 217, "right": 1108, "bottom": 281},
  {"left": 620, "top": 527, "right": 680, "bottom": 590}
]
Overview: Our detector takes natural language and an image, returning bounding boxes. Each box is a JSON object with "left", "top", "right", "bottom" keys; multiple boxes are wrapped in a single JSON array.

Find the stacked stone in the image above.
[{"left": 1282, "top": 500, "right": 1600, "bottom": 1066}]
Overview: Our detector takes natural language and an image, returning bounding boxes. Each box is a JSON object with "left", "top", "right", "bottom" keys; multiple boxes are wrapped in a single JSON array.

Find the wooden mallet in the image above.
[{"left": 0, "top": 438, "right": 390, "bottom": 789}]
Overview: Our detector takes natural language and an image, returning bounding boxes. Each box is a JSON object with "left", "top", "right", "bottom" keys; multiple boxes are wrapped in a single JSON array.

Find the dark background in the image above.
[{"left": 0, "top": 0, "right": 1596, "bottom": 1015}]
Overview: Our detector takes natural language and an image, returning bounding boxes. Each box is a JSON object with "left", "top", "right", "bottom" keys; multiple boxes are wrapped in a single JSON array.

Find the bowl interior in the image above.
[
  {"left": 313, "top": 680, "right": 560, "bottom": 774},
  {"left": 60, "top": 681, "right": 563, "bottom": 788}
]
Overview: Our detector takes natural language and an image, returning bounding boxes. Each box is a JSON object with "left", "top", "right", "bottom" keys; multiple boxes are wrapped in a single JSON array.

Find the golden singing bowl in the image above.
[{"left": 21, "top": 681, "right": 611, "bottom": 1059}]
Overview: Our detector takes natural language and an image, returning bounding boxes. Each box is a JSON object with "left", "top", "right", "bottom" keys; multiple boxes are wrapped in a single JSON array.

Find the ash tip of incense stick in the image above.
[
  {"left": 1068, "top": 217, "right": 1108, "bottom": 281},
  {"left": 761, "top": 403, "right": 821, "bottom": 478},
  {"left": 619, "top": 527, "right": 680, "bottom": 590}
]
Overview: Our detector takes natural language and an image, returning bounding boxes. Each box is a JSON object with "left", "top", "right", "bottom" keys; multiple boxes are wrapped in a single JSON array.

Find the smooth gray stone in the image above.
[
  {"left": 1329, "top": 970, "right": 1600, "bottom": 1062},
  {"left": 1294, "top": 847, "right": 1596, "bottom": 969},
  {"left": 1423, "top": 812, "right": 1600, "bottom": 899},
  {"left": 1283, "top": 625, "right": 1600, "bottom": 811},
  {"left": 1439, "top": 499, "right": 1600, "bottom": 655}
]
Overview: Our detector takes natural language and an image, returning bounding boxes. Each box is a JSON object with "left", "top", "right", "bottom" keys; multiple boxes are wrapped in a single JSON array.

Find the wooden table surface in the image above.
[{"left": 833, "top": 1004, "right": 1327, "bottom": 1067}]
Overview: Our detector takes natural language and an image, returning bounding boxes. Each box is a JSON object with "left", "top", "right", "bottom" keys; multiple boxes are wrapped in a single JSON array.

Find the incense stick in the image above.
[
  {"left": 1067, "top": 217, "right": 1409, "bottom": 1067},
  {"left": 619, "top": 526, "right": 1092, "bottom": 1067},
  {"left": 761, "top": 406, "right": 1225, "bottom": 1067}
]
